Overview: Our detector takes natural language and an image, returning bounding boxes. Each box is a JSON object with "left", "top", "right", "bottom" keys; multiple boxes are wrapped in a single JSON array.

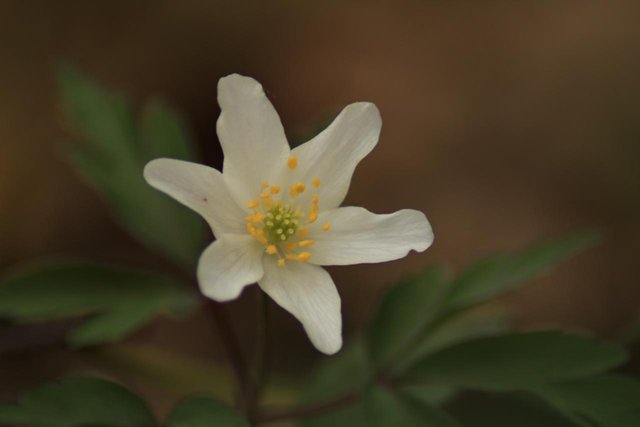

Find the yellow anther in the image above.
[
  {"left": 298, "top": 227, "right": 309, "bottom": 238},
  {"left": 266, "top": 245, "right": 278, "bottom": 255},
  {"left": 322, "top": 223, "right": 331, "bottom": 232},
  {"left": 286, "top": 242, "right": 297, "bottom": 251},
  {"left": 261, "top": 181, "right": 269, "bottom": 189},
  {"left": 290, "top": 182, "right": 306, "bottom": 197},
  {"left": 264, "top": 199, "right": 274, "bottom": 208},
  {"left": 270, "top": 185, "right": 281, "bottom": 194},
  {"left": 277, "top": 259, "right": 286, "bottom": 267},
  {"left": 287, "top": 155, "right": 298, "bottom": 169},
  {"left": 308, "top": 212, "right": 318, "bottom": 223},
  {"left": 312, "top": 178, "right": 321, "bottom": 188},
  {"left": 247, "top": 199, "right": 259, "bottom": 209},
  {"left": 298, "top": 252, "right": 312, "bottom": 262},
  {"left": 246, "top": 212, "right": 263, "bottom": 223},
  {"left": 286, "top": 254, "right": 298, "bottom": 261},
  {"left": 259, "top": 193, "right": 271, "bottom": 199},
  {"left": 298, "top": 239, "right": 314, "bottom": 247}
]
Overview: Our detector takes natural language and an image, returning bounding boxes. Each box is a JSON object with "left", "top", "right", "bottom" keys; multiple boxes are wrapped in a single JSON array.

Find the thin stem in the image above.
[
  {"left": 208, "top": 301, "right": 251, "bottom": 413},
  {"left": 253, "top": 392, "right": 358, "bottom": 424},
  {"left": 254, "top": 289, "right": 271, "bottom": 393}
]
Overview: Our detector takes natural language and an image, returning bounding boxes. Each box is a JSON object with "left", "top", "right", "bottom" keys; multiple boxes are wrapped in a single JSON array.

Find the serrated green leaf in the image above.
[
  {"left": 0, "top": 377, "right": 156, "bottom": 427},
  {"left": 532, "top": 376, "right": 640, "bottom": 427},
  {"left": 445, "top": 391, "right": 579, "bottom": 427},
  {"left": 368, "top": 265, "right": 451, "bottom": 369},
  {"left": 298, "top": 340, "right": 371, "bottom": 427},
  {"left": 166, "top": 397, "right": 249, "bottom": 427},
  {"left": 0, "top": 260, "right": 198, "bottom": 347},
  {"left": 447, "top": 231, "right": 600, "bottom": 308},
  {"left": 57, "top": 64, "right": 204, "bottom": 267},
  {"left": 363, "top": 387, "right": 462, "bottom": 427},
  {"left": 402, "top": 331, "right": 626, "bottom": 391}
]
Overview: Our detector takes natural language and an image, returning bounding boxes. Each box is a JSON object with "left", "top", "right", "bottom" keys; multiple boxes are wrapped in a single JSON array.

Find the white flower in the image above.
[{"left": 143, "top": 74, "right": 434, "bottom": 355}]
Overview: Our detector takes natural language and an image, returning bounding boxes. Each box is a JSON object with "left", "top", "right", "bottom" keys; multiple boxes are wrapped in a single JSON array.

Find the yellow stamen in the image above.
[
  {"left": 259, "top": 193, "right": 270, "bottom": 199},
  {"left": 270, "top": 185, "right": 281, "bottom": 194},
  {"left": 287, "top": 156, "right": 298, "bottom": 169},
  {"left": 277, "top": 259, "right": 286, "bottom": 267},
  {"left": 298, "top": 227, "right": 309, "bottom": 238},
  {"left": 261, "top": 181, "right": 269, "bottom": 189},
  {"left": 312, "top": 194, "right": 319, "bottom": 203},
  {"left": 308, "top": 212, "right": 318, "bottom": 223},
  {"left": 286, "top": 242, "right": 297, "bottom": 251},
  {"left": 290, "top": 182, "right": 306, "bottom": 197},
  {"left": 322, "top": 223, "right": 331, "bottom": 232},
  {"left": 298, "top": 239, "right": 314, "bottom": 247},
  {"left": 266, "top": 245, "right": 278, "bottom": 255},
  {"left": 298, "top": 252, "right": 312, "bottom": 262},
  {"left": 312, "top": 178, "right": 321, "bottom": 188},
  {"left": 247, "top": 200, "right": 259, "bottom": 209}
]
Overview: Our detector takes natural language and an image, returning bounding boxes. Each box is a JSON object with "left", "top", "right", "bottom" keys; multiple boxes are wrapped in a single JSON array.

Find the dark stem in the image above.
[
  {"left": 255, "top": 290, "right": 271, "bottom": 389},
  {"left": 208, "top": 301, "right": 251, "bottom": 413},
  {"left": 253, "top": 392, "right": 358, "bottom": 424}
]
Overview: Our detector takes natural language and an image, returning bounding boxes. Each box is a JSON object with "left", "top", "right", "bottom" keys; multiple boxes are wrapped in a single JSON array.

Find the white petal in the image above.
[
  {"left": 259, "top": 258, "right": 342, "bottom": 354},
  {"left": 143, "top": 158, "right": 246, "bottom": 236},
  {"left": 288, "top": 102, "right": 381, "bottom": 210},
  {"left": 217, "top": 74, "right": 290, "bottom": 207},
  {"left": 308, "top": 207, "right": 433, "bottom": 266},
  {"left": 197, "top": 234, "right": 264, "bottom": 302}
]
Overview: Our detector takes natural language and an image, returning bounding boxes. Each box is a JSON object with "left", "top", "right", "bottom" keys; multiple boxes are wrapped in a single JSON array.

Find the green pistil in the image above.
[{"left": 264, "top": 203, "right": 300, "bottom": 243}]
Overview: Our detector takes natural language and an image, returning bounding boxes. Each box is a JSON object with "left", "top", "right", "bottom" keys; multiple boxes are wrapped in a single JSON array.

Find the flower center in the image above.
[{"left": 245, "top": 156, "right": 330, "bottom": 267}]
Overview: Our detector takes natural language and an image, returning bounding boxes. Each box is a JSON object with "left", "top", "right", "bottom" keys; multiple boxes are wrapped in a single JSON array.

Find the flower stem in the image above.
[
  {"left": 253, "top": 392, "right": 358, "bottom": 424},
  {"left": 208, "top": 301, "right": 251, "bottom": 413}
]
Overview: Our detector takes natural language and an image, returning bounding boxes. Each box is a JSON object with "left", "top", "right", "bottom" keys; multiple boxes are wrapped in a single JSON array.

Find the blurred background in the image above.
[{"left": 1, "top": 0, "right": 639, "bottom": 417}]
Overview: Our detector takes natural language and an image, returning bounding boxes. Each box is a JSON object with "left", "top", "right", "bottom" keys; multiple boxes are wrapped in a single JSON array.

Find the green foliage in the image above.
[
  {"left": 363, "top": 387, "right": 461, "bottom": 427},
  {"left": 368, "top": 265, "right": 451, "bottom": 369},
  {"left": 166, "top": 397, "right": 249, "bottom": 427},
  {"left": 57, "top": 64, "right": 204, "bottom": 267},
  {"left": 0, "top": 260, "right": 198, "bottom": 347},
  {"left": 298, "top": 341, "right": 371, "bottom": 427},
  {"left": 402, "top": 331, "right": 626, "bottom": 390},
  {"left": 532, "top": 376, "right": 640, "bottom": 427},
  {"left": 446, "top": 231, "right": 600, "bottom": 308},
  {"left": 0, "top": 377, "right": 156, "bottom": 427}
]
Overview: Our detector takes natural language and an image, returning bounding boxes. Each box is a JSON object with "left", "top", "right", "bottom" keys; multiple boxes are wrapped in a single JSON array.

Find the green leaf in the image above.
[
  {"left": 533, "top": 376, "right": 640, "bottom": 427},
  {"left": 395, "top": 305, "right": 512, "bottom": 374},
  {"left": 368, "top": 265, "right": 451, "bottom": 369},
  {"left": 402, "top": 331, "right": 626, "bottom": 391},
  {"left": 363, "top": 387, "right": 462, "bottom": 427},
  {"left": 447, "top": 231, "right": 600, "bottom": 308},
  {"left": 445, "top": 391, "right": 579, "bottom": 427},
  {"left": 166, "top": 397, "right": 249, "bottom": 427},
  {"left": 298, "top": 340, "right": 371, "bottom": 427},
  {"left": 0, "top": 377, "right": 156, "bottom": 426},
  {"left": 0, "top": 260, "right": 198, "bottom": 347},
  {"left": 57, "top": 64, "right": 204, "bottom": 267}
]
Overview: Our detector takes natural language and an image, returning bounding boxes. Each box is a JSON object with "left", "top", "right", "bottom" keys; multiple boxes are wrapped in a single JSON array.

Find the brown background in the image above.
[{"left": 1, "top": 0, "right": 639, "bottom": 417}]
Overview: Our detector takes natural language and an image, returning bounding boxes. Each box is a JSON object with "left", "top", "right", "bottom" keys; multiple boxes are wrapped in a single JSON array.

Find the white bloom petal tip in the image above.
[{"left": 197, "top": 235, "right": 265, "bottom": 302}]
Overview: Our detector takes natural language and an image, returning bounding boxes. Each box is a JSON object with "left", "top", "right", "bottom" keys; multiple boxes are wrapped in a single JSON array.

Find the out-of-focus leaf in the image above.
[
  {"left": 57, "top": 64, "right": 204, "bottom": 267},
  {"left": 402, "top": 331, "right": 626, "bottom": 391},
  {"left": 446, "top": 231, "right": 600, "bottom": 308},
  {"left": 533, "top": 376, "right": 640, "bottom": 427},
  {"left": 0, "top": 377, "right": 156, "bottom": 427},
  {"left": 395, "top": 305, "right": 512, "bottom": 374},
  {"left": 298, "top": 340, "right": 371, "bottom": 427},
  {"left": 445, "top": 391, "right": 579, "bottom": 427},
  {"left": 166, "top": 397, "right": 249, "bottom": 427},
  {"left": 363, "top": 387, "right": 462, "bottom": 427},
  {"left": 0, "top": 260, "right": 198, "bottom": 347},
  {"left": 368, "top": 266, "right": 451, "bottom": 369}
]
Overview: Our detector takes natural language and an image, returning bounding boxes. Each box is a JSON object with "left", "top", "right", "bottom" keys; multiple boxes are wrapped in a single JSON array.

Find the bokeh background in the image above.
[{"left": 1, "top": 0, "right": 639, "bottom": 417}]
